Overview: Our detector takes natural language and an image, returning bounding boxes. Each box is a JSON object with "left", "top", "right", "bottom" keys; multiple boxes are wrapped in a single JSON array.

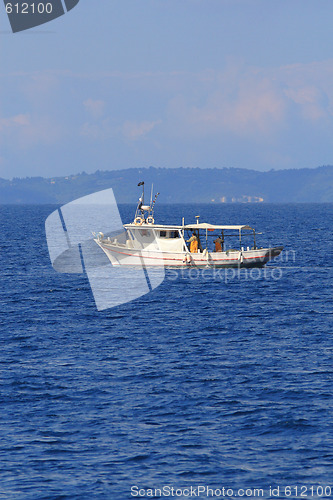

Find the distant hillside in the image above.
[{"left": 1, "top": 165, "right": 333, "bottom": 204}]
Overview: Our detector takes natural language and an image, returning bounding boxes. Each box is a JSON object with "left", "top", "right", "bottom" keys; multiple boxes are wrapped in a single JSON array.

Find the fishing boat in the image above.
[{"left": 94, "top": 183, "right": 283, "bottom": 269}]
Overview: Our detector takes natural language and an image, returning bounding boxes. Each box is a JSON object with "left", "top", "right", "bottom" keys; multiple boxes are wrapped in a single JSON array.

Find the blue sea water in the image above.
[{"left": 0, "top": 203, "right": 332, "bottom": 500}]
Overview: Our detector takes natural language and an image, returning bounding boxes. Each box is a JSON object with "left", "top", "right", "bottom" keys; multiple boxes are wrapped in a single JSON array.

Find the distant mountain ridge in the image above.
[{"left": 1, "top": 166, "right": 333, "bottom": 204}]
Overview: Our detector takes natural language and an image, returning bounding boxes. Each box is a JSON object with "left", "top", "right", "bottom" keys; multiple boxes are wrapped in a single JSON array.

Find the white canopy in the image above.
[
  {"left": 184, "top": 223, "right": 253, "bottom": 231},
  {"left": 126, "top": 222, "right": 254, "bottom": 231}
]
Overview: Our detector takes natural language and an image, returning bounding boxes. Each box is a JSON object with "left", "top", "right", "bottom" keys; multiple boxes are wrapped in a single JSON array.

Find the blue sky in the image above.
[{"left": 2, "top": 0, "right": 333, "bottom": 178}]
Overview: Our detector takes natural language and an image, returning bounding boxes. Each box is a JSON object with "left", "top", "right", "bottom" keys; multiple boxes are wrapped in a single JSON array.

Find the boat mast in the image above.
[
  {"left": 135, "top": 181, "right": 145, "bottom": 220},
  {"left": 150, "top": 183, "right": 153, "bottom": 207},
  {"left": 139, "top": 181, "right": 145, "bottom": 205},
  {"left": 134, "top": 182, "right": 160, "bottom": 223}
]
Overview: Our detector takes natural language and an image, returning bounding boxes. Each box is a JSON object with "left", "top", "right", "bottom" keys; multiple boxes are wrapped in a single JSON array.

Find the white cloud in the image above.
[
  {"left": 121, "top": 120, "right": 161, "bottom": 141},
  {"left": 192, "top": 79, "right": 285, "bottom": 136},
  {"left": 83, "top": 99, "right": 106, "bottom": 119},
  {"left": 163, "top": 60, "right": 333, "bottom": 142},
  {"left": 166, "top": 73, "right": 286, "bottom": 140},
  {"left": 80, "top": 119, "right": 111, "bottom": 140},
  {"left": 80, "top": 117, "right": 161, "bottom": 142},
  {"left": 3, "top": 60, "right": 333, "bottom": 173},
  {"left": 0, "top": 114, "right": 30, "bottom": 131},
  {"left": 285, "top": 86, "right": 327, "bottom": 121},
  {"left": 0, "top": 113, "right": 62, "bottom": 148}
]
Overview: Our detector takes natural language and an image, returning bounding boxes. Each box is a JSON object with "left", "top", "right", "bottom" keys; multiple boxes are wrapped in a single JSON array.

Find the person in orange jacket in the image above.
[
  {"left": 187, "top": 232, "right": 198, "bottom": 253},
  {"left": 214, "top": 236, "right": 223, "bottom": 252}
]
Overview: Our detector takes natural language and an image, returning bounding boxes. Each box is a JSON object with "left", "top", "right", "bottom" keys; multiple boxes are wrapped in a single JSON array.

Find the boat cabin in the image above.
[{"left": 123, "top": 222, "right": 259, "bottom": 254}]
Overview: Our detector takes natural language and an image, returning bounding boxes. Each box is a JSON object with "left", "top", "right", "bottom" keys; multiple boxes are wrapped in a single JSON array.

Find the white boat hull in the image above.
[{"left": 96, "top": 241, "right": 283, "bottom": 269}]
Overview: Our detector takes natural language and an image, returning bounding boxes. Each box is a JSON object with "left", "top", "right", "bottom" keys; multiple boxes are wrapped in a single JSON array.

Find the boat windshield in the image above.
[{"left": 159, "top": 230, "right": 180, "bottom": 238}]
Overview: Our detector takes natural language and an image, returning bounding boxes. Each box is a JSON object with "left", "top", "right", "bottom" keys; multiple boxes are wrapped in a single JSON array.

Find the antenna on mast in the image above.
[
  {"left": 150, "top": 183, "right": 153, "bottom": 207},
  {"left": 137, "top": 181, "right": 144, "bottom": 205},
  {"left": 152, "top": 192, "right": 160, "bottom": 209},
  {"left": 134, "top": 181, "right": 145, "bottom": 221}
]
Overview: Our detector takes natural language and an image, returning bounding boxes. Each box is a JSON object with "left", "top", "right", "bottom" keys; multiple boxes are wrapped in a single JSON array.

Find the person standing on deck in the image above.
[
  {"left": 214, "top": 236, "right": 223, "bottom": 252},
  {"left": 187, "top": 233, "right": 198, "bottom": 253}
]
